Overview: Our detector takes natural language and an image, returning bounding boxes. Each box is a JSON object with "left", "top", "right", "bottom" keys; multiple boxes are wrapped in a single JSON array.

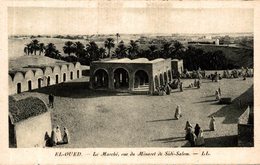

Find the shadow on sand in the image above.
[
  {"left": 146, "top": 118, "right": 177, "bottom": 122},
  {"left": 31, "top": 81, "right": 145, "bottom": 98},
  {"left": 209, "top": 85, "right": 253, "bottom": 124},
  {"left": 181, "top": 135, "right": 238, "bottom": 147},
  {"left": 204, "top": 135, "right": 238, "bottom": 147},
  {"left": 194, "top": 99, "right": 217, "bottom": 103},
  {"left": 150, "top": 131, "right": 240, "bottom": 147},
  {"left": 151, "top": 136, "right": 186, "bottom": 144}
]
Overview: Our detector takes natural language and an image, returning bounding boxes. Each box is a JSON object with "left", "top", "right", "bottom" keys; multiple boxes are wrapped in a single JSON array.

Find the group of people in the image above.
[
  {"left": 155, "top": 78, "right": 186, "bottom": 94},
  {"left": 44, "top": 125, "right": 70, "bottom": 147},
  {"left": 155, "top": 84, "right": 171, "bottom": 96},
  {"left": 184, "top": 122, "right": 205, "bottom": 147},
  {"left": 188, "top": 79, "right": 201, "bottom": 89},
  {"left": 184, "top": 117, "right": 216, "bottom": 147},
  {"left": 208, "top": 72, "right": 222, "bottom": 82}
]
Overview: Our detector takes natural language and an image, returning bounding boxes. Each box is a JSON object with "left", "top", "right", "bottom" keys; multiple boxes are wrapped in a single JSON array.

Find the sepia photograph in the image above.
[{"left": 7, "top": 5, "right": 254, "bottom": 150}]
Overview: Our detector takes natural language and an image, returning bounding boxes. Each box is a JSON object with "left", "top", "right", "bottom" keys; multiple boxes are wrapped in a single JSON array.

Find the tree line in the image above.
[{"left": 24, "top": 38, "right": 236, "bottom": 70}]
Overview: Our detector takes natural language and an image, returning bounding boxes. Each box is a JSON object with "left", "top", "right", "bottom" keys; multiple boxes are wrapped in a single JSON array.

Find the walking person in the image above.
[
  {"left": 50, "top": 130, "right": 56, "bottom": 146},
  {"left": 185, "top": 121, "right": 193, "bottom": 140},
  {"left": 194, "top": 124, "right": 201, "bottom": 137},
  {"left": 194, "top": 79, "right": 197, "bottom": 88},
  {"left": 215, "top": 90, "right": 220, "bottom": 101},
  {"left": 218, "top": 87, "right": 221, "bottom": 96},
  {"left": 185, "top": 121, "right": 192, "bottom": 130},
  {"left": 48, "top": 94, "right": 52, "bottom": 108},
  {"left": 180, "top": 82, "right": 183, "bottom": 92},
  {"left": 189, "top": 130, "right": 196, "bottom": 147},
  {"left": 197, "top": 80, "right": 201, "bottom": 89},
  {"left": 185, "top": 127, "right": 192, "bottom": 141},
  {"left": 209, "top": 116, "right": 216, "bottom": 131},
  {"left": 166, "top": 84, "right": 171, "bottom": 95},
  {"left": 195, "top": 130, "right": 205, "bottom": 147},
  {"left": 49, "top": 94, "right": 54, "bottom": 108},
  {"left": 174, "top": 105, "right": 182, "bottom": 120},
  {"left": 55, "top": 125, "right": 62, "bottom": 144},
  {"left": 44, "top": 131, "right": 52, "bottom": 147},
  {"left": 62, "top": 127, "right": 70, "bottom": 144}
]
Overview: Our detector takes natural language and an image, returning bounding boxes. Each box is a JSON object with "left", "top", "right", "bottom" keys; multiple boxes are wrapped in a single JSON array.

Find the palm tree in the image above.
[
  {"left": 173, "top": 40, "right": 184, "bottom": 59},
  {"left": 114, "top": 41, "right": 127, "bottom": 58},
  {"left": 30, "top": 39, "right": 40, "bottom": 55},
  {"left": 99, "top": 47, "right": 106, "bottom": 59},
  {"left": 45, "top": 43, "right": 59, "bottom": 59},
  {"left": 63, "top": 41, "right": 76, "bottom": 56},
  {"left": 53, "top": 50, "right": 62, "bottom": 60},
  {"left": 24, "top": 43, "right": 32, "bottom": 55},
  {"left": 128, "top": 40, "right": 139, "bottom": 59},
  {"left": 86, "top": 41, "right": 99, "bottom": 61},
  {"left": 74, "top": 41, "right": 85, "bottom": 59},
  {"left": 116, "top": 33, "right": 120, "bottom": 44},
  {"left": 161, "top": 42, "right": 173, "bottom": 58},
  {"left": 104, "top": 38, "right": 115, "bottom": 58},
  {"left": 38, "top": 43, "right": 45, "bottom": 55},
  {"left": 148, "top": 45, "right": 159, "bottom": 59}
]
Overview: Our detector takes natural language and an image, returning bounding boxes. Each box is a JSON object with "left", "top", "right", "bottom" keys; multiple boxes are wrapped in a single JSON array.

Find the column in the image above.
[
  {"left": 128, "top": 70, "right": 134, "bottom": 91},
  {"left": 108, "top": 69, "right": 114, "bottom": 90}
]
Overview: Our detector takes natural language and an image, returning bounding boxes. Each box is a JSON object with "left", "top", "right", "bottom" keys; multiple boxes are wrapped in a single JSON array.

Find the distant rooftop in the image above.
[{"left": 9, "top": 56, "right": 72, "bottom": 73}]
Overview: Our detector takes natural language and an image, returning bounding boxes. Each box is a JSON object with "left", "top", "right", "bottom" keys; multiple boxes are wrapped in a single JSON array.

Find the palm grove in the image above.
[{"left": 24, "top": 38, "right": 236, "bottom": 71}]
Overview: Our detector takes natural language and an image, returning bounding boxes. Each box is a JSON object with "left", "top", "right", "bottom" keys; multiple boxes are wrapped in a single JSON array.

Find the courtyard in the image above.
[{"left": 12, "top": 76, "right": 253, "bottom": 148}]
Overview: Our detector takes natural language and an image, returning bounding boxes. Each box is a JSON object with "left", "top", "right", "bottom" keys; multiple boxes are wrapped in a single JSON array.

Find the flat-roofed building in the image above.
[{"left": 89, "top": 58, "right": 174, "bottom": 94}]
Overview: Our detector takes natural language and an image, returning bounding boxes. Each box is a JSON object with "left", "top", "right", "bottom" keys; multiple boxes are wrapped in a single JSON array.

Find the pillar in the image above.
[
  {"left": 129, "top": 70, "right": 134, "bottom": 91},
  {"left": 149, "top": 74, "right": 154, "bottom": 94},
  {"left": 108, "top": 69, "right": 114, "bottom": 90}
]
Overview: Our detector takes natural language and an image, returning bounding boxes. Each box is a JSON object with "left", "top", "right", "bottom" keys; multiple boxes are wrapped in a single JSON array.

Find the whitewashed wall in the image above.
[{"left": 15, "top": 112, "right": 52, "bottom": 148}]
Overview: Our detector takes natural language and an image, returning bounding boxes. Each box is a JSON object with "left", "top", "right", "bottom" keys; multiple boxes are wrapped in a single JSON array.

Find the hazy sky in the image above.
[{"left": 8, "top": 7, "right": 253, "bottom": 35}]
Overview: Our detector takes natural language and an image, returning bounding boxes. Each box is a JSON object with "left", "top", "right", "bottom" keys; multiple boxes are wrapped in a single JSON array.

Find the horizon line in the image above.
[{"left": 9, "top": 32, "right": 254, "bottom": 36}]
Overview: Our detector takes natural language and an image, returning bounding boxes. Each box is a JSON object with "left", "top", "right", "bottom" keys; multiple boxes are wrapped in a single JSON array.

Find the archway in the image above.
[
  {"left": 159, "top": 73, "right": 164, "bottom": 86},
  {"left": 38, "top": 78, "right": 42, "bottom": 88},
  {"left": 114, "top": 68, "right": 129, "bottom": 89},
  {"left": 134, "top": 70, "right": 149, "bottom": 88},
  {"left": 47, "top": 76, "right": 50, "bottom": 86},
  {"left": 28, "top": 80, "right": 32, "bottom": 91},
  {"left": 77, "top": 70, "right": 80, "bottom": 78},
  {"left": 94, "top": 69, "right": 109, "bottom": 89},
  {"left": 70, "top": 72, "right": 73, "bottom": 80},
  {"left": 168, "top": 70, "right": 172, "bottom": 82},
  {"left": 17, "top": 83, "right": 21, "bottom": 94},
  {"left": 164, "top": 72, "right": 168, "bottom": 84},
  {"left": 63, "top": 73, "right": 66, "bottom": 82},
  {"left": 55, "top": 75, "right": 59, "bottom": 84}
]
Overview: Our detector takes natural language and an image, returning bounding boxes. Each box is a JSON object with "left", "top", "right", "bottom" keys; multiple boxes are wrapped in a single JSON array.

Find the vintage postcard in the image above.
[{"left": 0, "top": 0, "right": 259, "bottom": 164}]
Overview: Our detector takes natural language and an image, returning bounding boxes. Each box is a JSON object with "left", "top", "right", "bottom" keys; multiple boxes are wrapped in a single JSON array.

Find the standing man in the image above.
[
  {"left": 197, "top": 80, "right": 201, "bottom": 89},
  {"left": 218, "top": 87, "right": 221, "bottom": 96},
  {"left": 49, "top": 94, "right": 54, "bottom": 108},
  {"left": 180, "top": 82, "right": 183, "bottom": 92}
]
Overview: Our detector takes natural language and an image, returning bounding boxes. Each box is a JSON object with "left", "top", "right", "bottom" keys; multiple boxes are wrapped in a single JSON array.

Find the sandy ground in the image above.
[{"left": 12, "top": 77, "right": 253, "bottom": 148}]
